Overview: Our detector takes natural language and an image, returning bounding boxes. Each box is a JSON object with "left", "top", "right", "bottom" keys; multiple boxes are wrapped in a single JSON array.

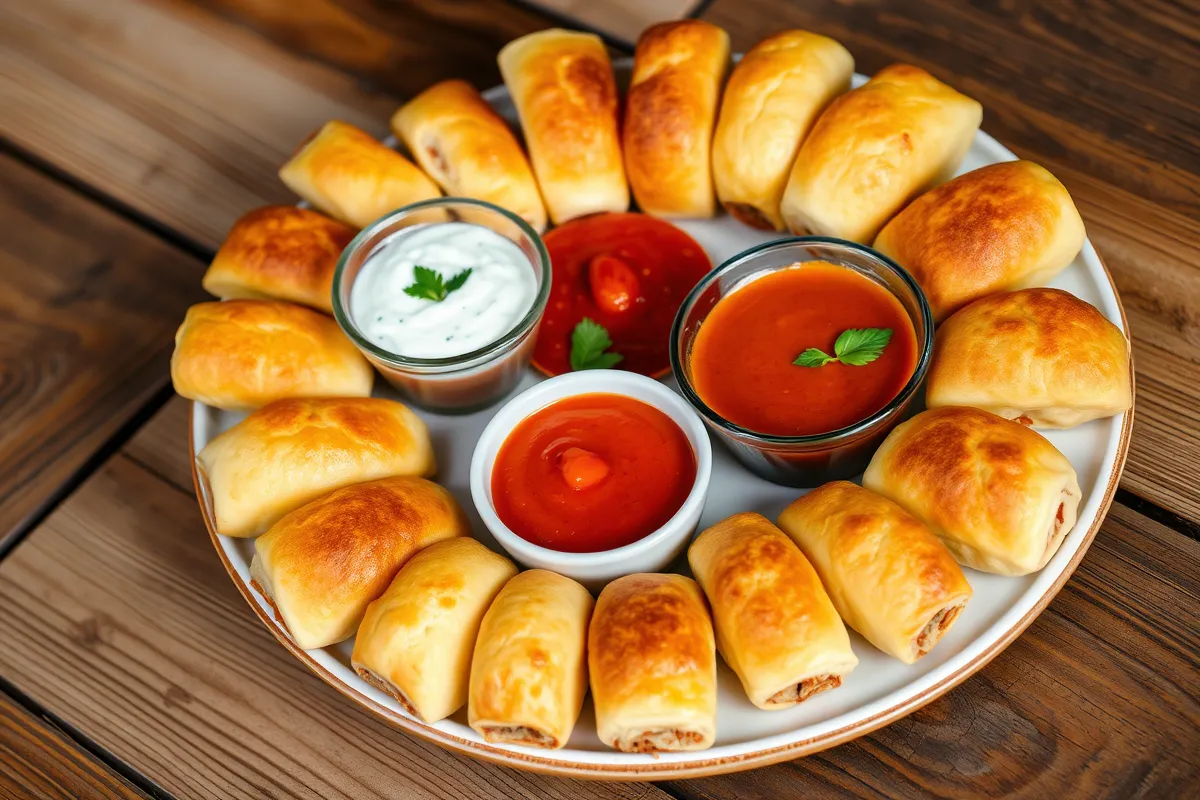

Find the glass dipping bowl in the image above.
[
  {"left": 332, "top": 198, "right": 551, "bottom": 413},
  {"left": 670, "top": 237, "right": 934, "bottom": 487}
]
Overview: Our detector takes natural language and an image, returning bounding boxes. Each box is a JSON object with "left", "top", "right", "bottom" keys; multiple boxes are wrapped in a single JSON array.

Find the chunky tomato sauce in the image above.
[
  {"left": 491, "top": 393, "right": 696, "bottom": 552},
  {"left": 534, "top": 213, "right": 712, "bottom": 378},
  {"left": 690, "top": 262, "right": 918, "bottom": 437}
]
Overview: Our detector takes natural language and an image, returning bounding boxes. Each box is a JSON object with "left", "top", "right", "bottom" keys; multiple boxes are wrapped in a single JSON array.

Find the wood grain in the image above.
[
  {"left": 0, "top": 399, "right": 673, "bottom": 800},
  {"left": 0, "top": 154, "right": 205, "bottom": 549},
  {"left": 0, "top": 692, "right": 149, "bottom": 800}
]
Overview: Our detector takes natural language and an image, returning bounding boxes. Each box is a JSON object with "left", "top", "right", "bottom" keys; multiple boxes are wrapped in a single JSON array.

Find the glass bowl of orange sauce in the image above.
[{"left": 671, "top": 237, "right": 934, "bottom": 487}]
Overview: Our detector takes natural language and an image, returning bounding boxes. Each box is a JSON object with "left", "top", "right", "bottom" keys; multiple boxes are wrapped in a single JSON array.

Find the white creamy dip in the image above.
[{"left": 351, "top": 222, "right": 538, "bottom": 359}]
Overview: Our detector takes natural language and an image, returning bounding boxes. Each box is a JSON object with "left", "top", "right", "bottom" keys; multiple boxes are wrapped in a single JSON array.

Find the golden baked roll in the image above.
[
  {"left": 873, "top": 161, "right": 1087, "bottom": 322},
  {"left": 352, "top": 539, "right": 517, "bottom": 723},
  {"left": 863, "top": 407, "right": 1080, "bottom": 576},
  {"left": 781, "top": 64, "right": 982, "bottom": 243},
  {"left": 170, "top": 300, "right": 373, "bottom": 411},
  {"left": 777, "top": 483, "right": 972, "bottom": 664},
  {"left": 497, "top": 29, "right": 628, "bottom": 224},
  {"left": 279, "top": 120, "right": 441, "bottom": 229},
  {"left": 623, "top": 20, "right": 730, "bottom": 218},
  {"left": 249, "top": 476, "right": 467, "bottom": 650},
  {"left": 391, "top": 80, "right": 547, "bottom": 232},
  {"left": 926, "top": 288, "right": 1131, "bottom": 427},
  {"left": 589, "top": 574, "right": 716, "bottom": 752},
  {"left": 468, "top": 570, "right": 593, "bottom": 749},
  {"left": 201, "top": 206, "right": 355, "bottom": 313},
  {"left": 197, "top": 397, "right": 435, "bottom": 538},
  {"left": 712, "top": 30, "right": 853, "bottom": 230},
  {"left": 688, "top": 513, "right": 857, "bottom": 708}
]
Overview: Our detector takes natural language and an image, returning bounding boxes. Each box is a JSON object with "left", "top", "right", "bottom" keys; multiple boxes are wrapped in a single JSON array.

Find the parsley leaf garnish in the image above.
[
  {"left": 570, "top": 318, "right": 624, "bottom": 371},
  {"left": 794, "top": 327, "right": 893, "bottom": 368},
  {"left": 403, "top": 265, "right": 472, "bottom": 302}
]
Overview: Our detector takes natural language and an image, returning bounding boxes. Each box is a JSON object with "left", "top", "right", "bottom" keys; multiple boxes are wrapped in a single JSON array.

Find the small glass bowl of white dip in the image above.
[{"left": 332, "top": 198, "right": 551, "bottom": 412}]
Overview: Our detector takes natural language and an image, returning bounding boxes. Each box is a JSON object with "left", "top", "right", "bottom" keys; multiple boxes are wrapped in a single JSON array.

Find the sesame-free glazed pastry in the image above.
[
  {"left": 926, "top": 288, "right": 1131, "bottom": 427},
  {"left": 688, "top": 513, "right": 857, "bottom": 708},
  {"left": 170, "top": 300, "right": 373, "bottom": 411},
  {"left": 250, "top": 477, "right": 467, "bottom": 649},
  {"left": 498, "top": 29, "right": 629, "bottom": 224},
  {"left": 589, "top": 574, "right": 717, "bottom": 752},
  {"left": 201, "top": 206, "right": 355, "bottom": 313},
  {"left": 279, "top": 120, "right": 441, "bottom": 229},
  {"left": 874, "top": 161, "right": 1086, "bottom": 322},
  {"left": 781, "top": 64, "right": 982, "bottom": 243},
  {"left": 623, "top": 20, "right": 730, "bottom": 218},
  {"left": 197, "top": 397, "right": 435, "bottom": 538},
  {"left": 864, "top": 407, "right": 1081, "bottom": 576},
  {"left": 468, "top": 570, "right": 593, "bottom": 749},
  {"left": 391, "top": 80, "right": 547, "bottom": 232},
  {"left": 712, "top": 30, "right": 853, "bottom": 230},
  {"left": 778, "top": 483, "right": 972, "bottom": 664},
  {"left": 352, "top": 539, "right": 517, "bottom": 723}
]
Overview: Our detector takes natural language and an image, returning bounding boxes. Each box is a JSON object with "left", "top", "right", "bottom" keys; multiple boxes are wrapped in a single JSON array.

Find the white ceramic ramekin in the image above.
[{"left": 469, "top": 370, "right": 713, "bottom": 587}]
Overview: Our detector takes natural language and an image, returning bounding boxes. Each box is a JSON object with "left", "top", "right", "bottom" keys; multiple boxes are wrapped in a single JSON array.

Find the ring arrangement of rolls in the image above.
[{"left": 169, "top": 19, "right": 1133, "bottom": 754}]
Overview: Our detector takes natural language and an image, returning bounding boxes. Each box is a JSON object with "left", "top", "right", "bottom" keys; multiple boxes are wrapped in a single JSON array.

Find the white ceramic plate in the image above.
[{"left": 190, "top": 70, "right": 1133, "bottom": 779}]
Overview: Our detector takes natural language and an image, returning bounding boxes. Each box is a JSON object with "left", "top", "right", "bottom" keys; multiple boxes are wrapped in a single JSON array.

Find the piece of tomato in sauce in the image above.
[
  {"left": 491, "top": 393, "right": 696, "bottom": 553},
  {"left": 689, "top": 262, "right": 918, "bottom": 437}
]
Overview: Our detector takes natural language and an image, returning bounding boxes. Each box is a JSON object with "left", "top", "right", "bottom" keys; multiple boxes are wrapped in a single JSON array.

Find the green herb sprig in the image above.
[
  {"left": 794, "top": 327, "right": 894, "bottom": 368},
  {"left": 403, "top": 265, "right": 472, "bottom": 302},
  {"left": 570, "top": 318, "right": 624, "bottom": 371}
]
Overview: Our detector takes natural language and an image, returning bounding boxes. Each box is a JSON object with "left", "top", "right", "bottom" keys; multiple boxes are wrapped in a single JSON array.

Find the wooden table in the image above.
[{"left": 1, "top": 0, "right": 1197, "bottom": 797}]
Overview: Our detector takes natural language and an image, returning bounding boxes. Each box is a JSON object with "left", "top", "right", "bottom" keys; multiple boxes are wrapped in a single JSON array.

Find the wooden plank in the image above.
[
  {"left": 0, "top": 400, "right": 674, "bottom": 799},
  {"left": 0, "top": 691, "right": 149, "bottom": 800},
  {"left": 0, "top": 396, "right": 1194, "bottom": 797},
  {"left": 0, "top": 154, "right": 205, "bottom": 549},
  {"left": 521, "top": 0, "right": 700, "bottom": 44}
]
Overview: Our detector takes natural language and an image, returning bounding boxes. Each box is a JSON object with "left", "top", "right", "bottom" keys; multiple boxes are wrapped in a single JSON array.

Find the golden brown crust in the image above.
[
  {"left": 197, "top": 397, "right": 435, "bottom": 538},
  {"left": 201, "top": 206, "right": 355, "bottom": 312},
  {"left": 926, "top": 288, "right": 1131, "bottom": 427},
  {"left": 777, "top": 482, "right": 972, "bottom": 664},
  {"left": 497, "top": 29, "right": 628, "bottom": 224},
  {"left": 781, "top": 63, "right": 981, "bottom": 243},
  {"left": 250, "top": 476, "right": 468, "bottom": 650},
  {"left": 278, "top": 120, "right": 441, "bottom": 229},
  {"left": 688, "top": 513, "right": 857, "bottom": 708},
  {"left": 468, "top": 570, "right": 593, "bottom": 750},
  {"left": 863, "top": 407, "right": 1081, "bottom": 576},
  {"left": 623, "top": 20, "right": 730, "bottom": 218},
  {"left": 712, "top": 30, "right": 853, "bottom": 231},
  {"left": 874, "top": 161, "right": 1086, "bottom": 321},
  {"left": 170, "top": 300, "right": 373, "bottom": 411},
  {"left": 589, "top": 574, "right": 716, "bottom": 751},
  {"left": 391, "top": 80, "right": 547, "bottom": 232}
]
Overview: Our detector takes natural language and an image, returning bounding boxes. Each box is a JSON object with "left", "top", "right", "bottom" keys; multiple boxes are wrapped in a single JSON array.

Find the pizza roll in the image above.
[
  {"left": 589, "top": 574, "right": 716, "bottom": 752},
  {"left": 197, "top": 397, "right": 435, "bottom": 538},
  {"left": 688, "top": 513, "right": 857, "bottom": 708},
  {"left": 279, "top": 120, "right": 441, "bottom": 229},
  {"left": 498, "top": 29, "right": 628, "bottom": 224},
  {"left": 468, "top": 570, "right": 593, "bottom": 749},
  {"left": 864, "top": 407, "right": 1080, "bottom": 576},
  {"left": 781, "top": 64, "right": 982, "bottom": 243},
  {"left": 712, "top": 30, "right": 853, "bottom": 230},
  {"left": 250, "top": 477, "right": 467, "bottom": 649},
  {"left": 623, "top": 20, "right": 730, "bottom": 218},
  {"left": 352, "top": 538, "right": 517, "bottom": 723},
  {"left": 170, "top": 300, "right": 373, "bottom": 411},
  {"left": 926, "top": 288, "right": 1131, "bottom": 427},
  {"left": 391, "top": 80, "right": 547, "bottom": 232},
  {"left": 874, "top": 161, "right": 1086, "bottom": 322},
  {"left": 201, "top": 206, "right": 355, "bottom": 313},
  {"left": 777, "top": 482, "right": 972, "bottom": 664}
]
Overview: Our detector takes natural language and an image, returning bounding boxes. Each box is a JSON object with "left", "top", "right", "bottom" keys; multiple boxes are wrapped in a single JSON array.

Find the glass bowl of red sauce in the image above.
[
  {"left": 671, "top": 237, "right": 934, "bottom": 487},
  {"left": 470, "top": 370, "right": 712, "bottom": 587}
]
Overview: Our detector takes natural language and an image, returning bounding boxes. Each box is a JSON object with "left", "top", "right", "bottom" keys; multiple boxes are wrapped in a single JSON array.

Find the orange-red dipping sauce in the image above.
[
  {"left": 690, "top": 262, "right": 918, "bottom": 437},
  {"left": 491, "top": 393, "right": 696, "bottom": 553}
]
